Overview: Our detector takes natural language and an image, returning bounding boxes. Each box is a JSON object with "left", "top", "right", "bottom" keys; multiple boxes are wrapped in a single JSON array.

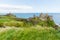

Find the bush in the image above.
[
  {"left": 0, "top": 22, "right": 4, "bottom": 27},
  {"left": 3, "top": 21, "right": 24, "bottom": 27}
]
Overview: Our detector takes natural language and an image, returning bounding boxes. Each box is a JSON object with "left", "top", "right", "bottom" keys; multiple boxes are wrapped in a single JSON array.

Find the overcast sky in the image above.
[{"left": 0, "top": 0, "right": 60, "bottom": 13}]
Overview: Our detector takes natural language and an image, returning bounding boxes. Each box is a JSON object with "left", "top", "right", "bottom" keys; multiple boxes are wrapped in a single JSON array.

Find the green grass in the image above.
[{"left": 0, "top": 27, "right": 60, "bottom": 40}]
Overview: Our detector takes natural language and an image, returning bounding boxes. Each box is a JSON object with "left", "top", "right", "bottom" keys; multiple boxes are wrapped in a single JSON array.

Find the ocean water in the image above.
[{"left": 13, "top": 13, "right": 60, "bottom": 25}]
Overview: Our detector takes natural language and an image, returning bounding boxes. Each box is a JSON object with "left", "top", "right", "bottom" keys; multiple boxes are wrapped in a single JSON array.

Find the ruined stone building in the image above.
[{"left": 39, "top": 13, "right": 53, "bottom": 21}]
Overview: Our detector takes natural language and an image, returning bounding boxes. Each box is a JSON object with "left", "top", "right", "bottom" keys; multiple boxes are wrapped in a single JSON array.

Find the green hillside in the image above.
[
  {"left": 0, "top": 13, "right": 58, "bottom": 28},
  {"left": 0, "top": 27, "right": 60, "bottom": 40},
  {"left": 0, "top": 13, "right": 60, "bottom": 40}
]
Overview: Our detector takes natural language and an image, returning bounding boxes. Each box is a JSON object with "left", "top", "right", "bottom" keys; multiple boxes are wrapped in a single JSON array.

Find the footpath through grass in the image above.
[{"left": 0, "top": 27, "right": 60, "bottom": 40}]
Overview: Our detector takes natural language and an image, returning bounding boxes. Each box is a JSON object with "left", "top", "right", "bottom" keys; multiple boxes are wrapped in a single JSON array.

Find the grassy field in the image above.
[{"left": 0, "top": 26, "right": 60, "bottom": 40}]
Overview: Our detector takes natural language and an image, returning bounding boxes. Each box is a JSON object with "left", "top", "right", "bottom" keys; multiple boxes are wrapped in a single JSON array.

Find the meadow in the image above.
[{"left": 0, "top": 26, "right": 60, "bottom": 40}]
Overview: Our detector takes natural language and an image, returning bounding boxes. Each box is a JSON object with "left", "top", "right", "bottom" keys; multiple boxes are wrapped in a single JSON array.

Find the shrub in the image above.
[{"left": 0, "top": 22, "right": 4, "bottom": 27}]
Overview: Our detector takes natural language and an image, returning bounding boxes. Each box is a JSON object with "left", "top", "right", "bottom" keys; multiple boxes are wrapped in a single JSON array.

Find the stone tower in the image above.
[
  {"left": 39, "top": 13, "right": 44, "bottom": 17},
  {"left": 39, "top": 13, "right": 45, "bottom": 21},
  {"left": 45, "top": 13, "right": 48, "bottom": 17}
]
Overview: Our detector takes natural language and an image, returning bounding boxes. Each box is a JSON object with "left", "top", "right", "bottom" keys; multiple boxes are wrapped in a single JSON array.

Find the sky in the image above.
[{"left": 0, "top": 0, "right": 60, "bottom": 13}]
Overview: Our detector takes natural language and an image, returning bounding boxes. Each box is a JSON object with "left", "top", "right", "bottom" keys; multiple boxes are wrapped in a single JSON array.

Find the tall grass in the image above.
[{"left": 0, "top": 27, "right": 60, "bottom": 40}]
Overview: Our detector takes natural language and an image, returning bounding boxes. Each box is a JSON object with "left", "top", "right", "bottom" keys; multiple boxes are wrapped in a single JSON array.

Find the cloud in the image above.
[{"left": 0, "top": 4, "right": 34, "bottom": 13}]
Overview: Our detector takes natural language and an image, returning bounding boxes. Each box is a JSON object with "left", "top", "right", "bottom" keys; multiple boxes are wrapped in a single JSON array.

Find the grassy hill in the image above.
[
  {"left": 0, "top": 13, "right": 59, "bottom": 40},
  {"left": 0, "top": 26, "right": 60, "bottom": 40}
]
